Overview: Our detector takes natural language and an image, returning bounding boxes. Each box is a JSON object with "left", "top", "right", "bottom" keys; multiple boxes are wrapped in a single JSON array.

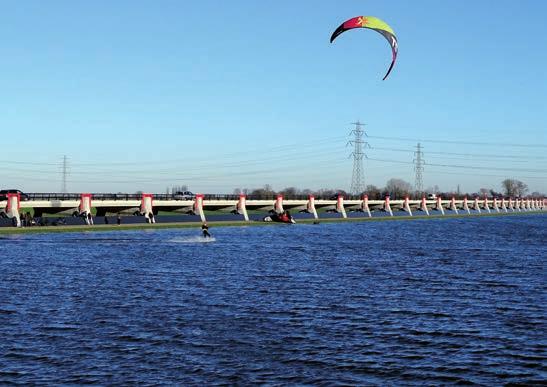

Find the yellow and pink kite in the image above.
[{"left": 330, "top": 16, "right": 398, "bottom": 80}]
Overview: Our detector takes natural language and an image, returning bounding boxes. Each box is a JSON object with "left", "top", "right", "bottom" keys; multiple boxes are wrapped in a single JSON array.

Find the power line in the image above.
[
  {"left": 367, "top": 157, "right": 547, "bottom": 173},
  {"left": 371, "top": 146, "right": 547, "bottom": 160},
  {"left": 368, "top": 135, "right": 547, "bottom": 148}
]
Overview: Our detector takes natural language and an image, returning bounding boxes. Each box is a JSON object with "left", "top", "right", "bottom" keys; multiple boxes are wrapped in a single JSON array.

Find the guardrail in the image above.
[{"left": 23, "top": 193, "right": 371, "bottom": 201}]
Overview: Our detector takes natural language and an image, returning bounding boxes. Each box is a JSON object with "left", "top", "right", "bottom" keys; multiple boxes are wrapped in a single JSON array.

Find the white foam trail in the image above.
[{"left": 168, "top": 236, "right": 216, "bottom": 244}]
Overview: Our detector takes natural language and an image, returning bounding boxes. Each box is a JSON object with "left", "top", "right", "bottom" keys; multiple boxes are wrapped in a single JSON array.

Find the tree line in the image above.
[{"left": 229, "top": 178, "right": 542, "bottom": 200}]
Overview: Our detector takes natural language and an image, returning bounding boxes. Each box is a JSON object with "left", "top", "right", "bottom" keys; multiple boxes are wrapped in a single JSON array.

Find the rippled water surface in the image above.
[{"left": 1, "top": 215, "right": 546, "bottom": 385}]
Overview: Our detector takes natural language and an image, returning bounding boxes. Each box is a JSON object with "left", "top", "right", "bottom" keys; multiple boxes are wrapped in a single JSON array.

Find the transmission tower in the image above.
[
  {"left": 413, "top": 143, "right": 425, "bottom": 193},
  {"left": 348, "top": 121, "right": 370, "bottom": 195},
  {"left": 61, "top": 155, "right": 68, "bottom": 193}
]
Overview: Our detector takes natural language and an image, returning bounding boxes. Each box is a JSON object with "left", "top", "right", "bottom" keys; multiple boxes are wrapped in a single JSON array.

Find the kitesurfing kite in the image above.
[{"left": 330, "top": 16, "right": 398, "bottom": 80}]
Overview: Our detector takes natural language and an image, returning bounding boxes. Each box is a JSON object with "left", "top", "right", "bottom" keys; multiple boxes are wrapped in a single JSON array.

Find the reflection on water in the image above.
[{"left": 0, "top": 215, "right": 545, "bottom": 384}]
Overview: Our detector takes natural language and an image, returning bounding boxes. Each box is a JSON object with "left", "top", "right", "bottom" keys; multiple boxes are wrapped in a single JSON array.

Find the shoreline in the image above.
[{"left": 0, "top": 211, "right": 544, "bottom": 235}]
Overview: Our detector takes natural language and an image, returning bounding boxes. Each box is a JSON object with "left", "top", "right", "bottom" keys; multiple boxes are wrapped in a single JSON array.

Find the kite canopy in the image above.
[{"left": 330, "top": 16, "right": 398, "bottom": 80}]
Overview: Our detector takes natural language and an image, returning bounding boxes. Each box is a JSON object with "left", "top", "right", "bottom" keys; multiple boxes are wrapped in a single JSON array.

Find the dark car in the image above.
[{"left": 0, "top": 189, "right": 29, "bottom": 201}]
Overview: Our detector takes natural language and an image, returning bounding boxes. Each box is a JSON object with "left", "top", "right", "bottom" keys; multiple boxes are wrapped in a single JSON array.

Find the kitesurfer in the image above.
[{"left": 201, "top": 222, "right": 211, "bottom": 238}]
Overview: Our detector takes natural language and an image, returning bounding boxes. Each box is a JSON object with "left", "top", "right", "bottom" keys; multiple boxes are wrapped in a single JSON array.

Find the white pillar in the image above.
[
  {"left": 141, "top": 193, "right": 155, "bottom": 223},
  {"left": 336, "top": 195, "right": 347, "bottom": 218},
  {"left": 435, "top": 196, "right": 445, "bottom": 215},
  {"left": 361, "top": 195, "right": 372, "bottom": 217},
  {"left": 403, "top": 196, "right": 413, "bottom": 216},
  {"left": 194, "top": 194, "right": 206, "bottom": 223},
  {"left": 6, "top": 193, "right": 21, "bottom": 227},
  {"left": 501, "top": 198, "right": 508, "bottom": 212},
  {"left": 483, "top": 196, "right": 491, "bottom": 213},
  {"left": 419, "top": 196, "right": 430, "bottom": 216},
  {"left": 236, "top": 194, "right": 249, "bottom": 221},
  {"left": 449, "top": 197, "right": 459, "bottom": 214},
  {"left": 274, "top": 195, "right": 284, "bottom": 214},
  {"left": 384, "top": 196, "right": 393, "bottom": 216},
  {"left": 80, "top": 193, "right": 93, "bottom": 224},
  {"left": 492, "top": 197, "right": 500, "bottom": 213},
  {"left": 473, "top": 197, "right": 481, "bottom": 213},
  {"left": 462, "top": 197, "right": 471, "bottom": 214},
  {"left": 306, "top": 195, "right": 318, "bottom": 219}
]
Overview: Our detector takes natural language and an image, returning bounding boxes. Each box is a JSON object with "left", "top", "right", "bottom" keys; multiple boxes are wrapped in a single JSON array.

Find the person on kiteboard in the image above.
[{"left": 201, "top": 222, "right": 211, "bottom": 238}]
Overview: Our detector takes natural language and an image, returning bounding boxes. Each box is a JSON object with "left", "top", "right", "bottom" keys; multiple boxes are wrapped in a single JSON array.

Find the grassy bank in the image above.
[{"left": 0, "top": 211, "right": 544, "bottom": 235}]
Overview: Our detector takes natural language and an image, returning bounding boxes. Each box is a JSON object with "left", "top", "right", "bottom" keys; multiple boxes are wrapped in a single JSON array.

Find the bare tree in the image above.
[
  {"left": 365, "top": 184, "right": 382, "bottom": 200},
  {"left": 279, "top": 187, "right": 298, "bottom": 198},
  {"left": 385, "top": 178, "right": 413, "bottom": 199},
  {"left": 502, "top": 179, "right": 528, "bottom": 197},
  {"left": 250, "top": 185, "right": 276, "bottom": 199}
]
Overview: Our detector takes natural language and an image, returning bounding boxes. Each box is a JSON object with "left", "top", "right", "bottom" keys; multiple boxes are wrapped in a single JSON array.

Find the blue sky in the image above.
[{"left": 1, "top": 0, "right": 546, "bottom": 194}]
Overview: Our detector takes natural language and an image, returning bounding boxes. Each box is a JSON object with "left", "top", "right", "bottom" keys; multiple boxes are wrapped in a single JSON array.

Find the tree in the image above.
[
  {"left": 250, "top": 185, "right": 276, "bottom": 199},
  {"left": 279, "top": 187, "right": 298, "bottom": 198},
  {"left": 365, "top": 184, "right": 382, "bottom": 200},
  {"left": 501, "top": 179, "right": 528, "bottom": 197},
  {"left": 385, "top": 178, "right": 413, "bottom": 199}
]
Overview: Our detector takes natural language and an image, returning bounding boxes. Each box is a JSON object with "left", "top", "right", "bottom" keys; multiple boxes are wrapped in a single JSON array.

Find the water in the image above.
[{"left": 1, "top": 215, "right": 545, "bottom": 385}]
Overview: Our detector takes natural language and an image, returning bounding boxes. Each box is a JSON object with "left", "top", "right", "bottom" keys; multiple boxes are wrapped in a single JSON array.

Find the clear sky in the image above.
[{"left": 1, "top": 0, "right": 546, "bottom": 195}]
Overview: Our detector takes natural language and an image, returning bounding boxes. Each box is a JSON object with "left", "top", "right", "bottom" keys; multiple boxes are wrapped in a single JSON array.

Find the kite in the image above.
[{"left": 330, "top": 16, "right": 398, "bottom": 80}]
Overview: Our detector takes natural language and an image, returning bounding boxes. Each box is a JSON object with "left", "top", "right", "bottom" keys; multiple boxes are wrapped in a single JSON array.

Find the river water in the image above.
[{"left": 1, "top": 215, "right": 545, "bottom": 385}]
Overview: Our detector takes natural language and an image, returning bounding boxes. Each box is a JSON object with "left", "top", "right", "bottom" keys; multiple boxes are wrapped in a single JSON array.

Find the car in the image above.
[
  {"left": 173, "top": 191, "right": 195, "bottom": 200},
  {"left": 0, "top": 189, "right": 29, "bottom": 201}
]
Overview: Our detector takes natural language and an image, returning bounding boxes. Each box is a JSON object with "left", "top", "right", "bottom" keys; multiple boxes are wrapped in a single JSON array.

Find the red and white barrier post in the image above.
[
  {"left": 236, "top": 194, "right": 249, "bottom": 221},
  {"left": 193, "top": 194, "right": 206, "bottom": 223},
  {"left": 6, "top": 193, "right": 21, "bottom": 227},
  {"left": 492, "top": 197, "right": 500, "bottom": 213},
  {"left": 501, "top": 198, "right": 508, "bottom": 212},
  {"left": 483, "top": 195, "right": 491, "bottom": 213},
  {"left": 141, "top": 193, "right": 155, "bottom": 223},
  {"left": 462, "top": 196, "right": 471, "bottom": 214},
  {"left": 306, "top": 195, "right": 318, "bottom": 219},
  {"left": 435, "top": 196, "right": 445, "bottom": 215},
  {"left": 336, "top": 195, "right": 347, "bottom": 218},
  {"left": 449, "top": 196, "right": 459, "bottom": 214},
  {"left": 403, "top": 196, "right": 413, "bottom": 216},
  {"left": 361, "top": 195, "right": 372, "bottom": 217},
  {"left": 419, "top": 196, "right": 430, "bottom": 216},
  {"left": 80, "top": 193, "right": 93, "bottom": 225},
  {"left": 473, "top": 197, "right": 481, "bottom": 213},
  {"left": 384, "top": 195, "right": 393, "bottom": 216},
  {"left": 274, "top": 194, "right": 284, "bottom": 214}
]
